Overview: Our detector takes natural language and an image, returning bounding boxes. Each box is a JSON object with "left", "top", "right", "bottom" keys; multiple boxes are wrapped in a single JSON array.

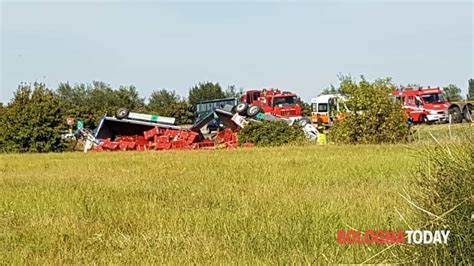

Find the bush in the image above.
[
  {"left": 188, "top": 82, "right": 226, "bottom": 106},
  {"left": 238, "top": 121, "right": 305, "bottom": 147},
  {"left": 330, "top": 76, "right": 408, "bottom": 144},
  {"left": 57, "top": 82, "right": 146, "bottom": 128},
  {"left": 411, "top": 136, "right": 473, "bottom": 264},
  {"left": 148, "top": 89, "right": 195, "bottom": 125},
  {"left": 0, "top": 83, "right": 66, "bottom": 153}
]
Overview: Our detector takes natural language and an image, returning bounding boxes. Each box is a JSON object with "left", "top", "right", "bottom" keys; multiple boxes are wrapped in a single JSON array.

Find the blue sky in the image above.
[{"left": 1, "top": 1, "right": 473, "bottom": 103}]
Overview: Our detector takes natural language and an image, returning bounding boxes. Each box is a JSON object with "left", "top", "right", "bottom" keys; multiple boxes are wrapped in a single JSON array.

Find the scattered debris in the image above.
[{"left": 78, "top": 105, "right": 322, "bottom": 153}]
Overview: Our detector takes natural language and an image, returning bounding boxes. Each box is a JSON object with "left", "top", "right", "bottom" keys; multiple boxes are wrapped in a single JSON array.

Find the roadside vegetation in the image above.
[
  {"left": 238, "top": 121, "right": 305, "bottom": 147},
  {"left": 410, "top": 123, "right": 473, "bottom": 143},
  {"left": 0, "top": 124, "right": 472, "bottom": 264},
  {"left": 1, "top": 145, "right": 419, "bottom": 264},
  {"left": 0, "top": 81, "right": 240, "bottom": 152},
  {"left": 1, "top": 76, "right": 472, "bottom": 152},
  {"left": 330, "top": 76, "right": 408, "bottom": 144},
  {"left": 0, "top": 84, "right": 65, "bottom": 153},
  {"left": 0, "top": 77, "right": 472, "bottom": 263},
  {"left": 410, "top": 134, "right": 473, "bottom": 264}
]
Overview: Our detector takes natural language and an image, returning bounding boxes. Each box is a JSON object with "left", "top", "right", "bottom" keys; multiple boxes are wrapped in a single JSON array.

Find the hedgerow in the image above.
[
  {"left": 0, "top": 83, "right": 66, "bottom": 153},
  {"left": 237, "top": 121, "right": 305, "bottom": 147},
  {"left": 330, "top": 77, "right": 409, "bottom": 144}
]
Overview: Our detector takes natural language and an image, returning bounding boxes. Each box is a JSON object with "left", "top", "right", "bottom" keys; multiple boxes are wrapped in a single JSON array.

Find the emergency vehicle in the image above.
[
  {"left": 389, "top": 87, "right": 449, "bottom": 123},
  {"left": 234, "top": 88, "right": 302, "bottom": 118},
  {"left": 310, "top": 94, "right": 349, "bottom": 126}
]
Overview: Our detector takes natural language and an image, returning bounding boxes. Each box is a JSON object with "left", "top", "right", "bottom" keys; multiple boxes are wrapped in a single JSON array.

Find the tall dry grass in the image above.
[
  {"left": 1, "top": 145, "right": 418, "bottom": 264},
  {"left": 406, "top": 132, "right": 473, "bottom": 264}
]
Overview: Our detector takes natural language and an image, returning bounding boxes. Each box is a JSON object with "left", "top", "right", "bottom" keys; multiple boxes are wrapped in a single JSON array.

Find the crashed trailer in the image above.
[{"left": 95, "top": 108, "right": 180, "bottom": 140}]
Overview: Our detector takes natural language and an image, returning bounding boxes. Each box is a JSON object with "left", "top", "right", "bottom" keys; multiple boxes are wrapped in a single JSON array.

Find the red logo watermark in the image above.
[{"left": 337, "top": 230, "right": 449, "bottom": 245}]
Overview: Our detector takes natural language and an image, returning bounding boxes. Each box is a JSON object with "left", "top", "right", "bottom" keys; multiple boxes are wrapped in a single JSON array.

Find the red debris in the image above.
[
  {"left": 243, "top": 143, "right": 255, "bottom": 148},
  {"left": 95, "top": 125, "right": 248, "bottom": 152},
  {"left": 171, "top": 140, "right": 186, "bottom": 149},
  {"left": 101, "top": 139, "right": 119, "bottom": 150},
  {"left": 215, "top": 128, "right": 238, "bottom": 148},
  {"left": 156, "top": 142, "right": 172, "bottom": 150},
  {"left": 92, "top": 145, "right": 104, "bottom": 152},
  {"left": 144, "top": 127, "right": 165, "bottom": 140},
  {"left": 192, "top": 140, "right": 215, "bottom": 149}
]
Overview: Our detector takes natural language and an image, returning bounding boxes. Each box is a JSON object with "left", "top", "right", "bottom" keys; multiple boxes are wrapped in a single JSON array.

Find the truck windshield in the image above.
[
  {"left": 421, "top": 93, "right": 446, "bottom": 103},
  {"left": 273, "top": 96, "right": 296, "bottom": 106},
  {"left": 318, "top": 103, "right": 328, "bottom": 112}
]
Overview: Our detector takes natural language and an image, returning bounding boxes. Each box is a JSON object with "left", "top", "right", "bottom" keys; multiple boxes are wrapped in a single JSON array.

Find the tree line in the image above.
[
  {"left": 57, "top": 81, "right": 243, "bottom": 127},
  {"left": 1, "top": 77, "right": 473, "bottom": 153},
  {"left": 0, "top": 81, "right": 242, "bottom": 152}
]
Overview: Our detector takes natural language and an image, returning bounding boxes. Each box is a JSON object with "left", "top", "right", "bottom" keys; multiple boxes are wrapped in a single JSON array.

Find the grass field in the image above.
[
  {"left": 410, "top": 123, "right": 473, "bottom": 143},
  {"left": 0, "top": 124, "right": 472, "bottom": 264}
]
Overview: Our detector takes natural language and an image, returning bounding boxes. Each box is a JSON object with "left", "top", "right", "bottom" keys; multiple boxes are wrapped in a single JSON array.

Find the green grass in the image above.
[
  {"left": 411, "top": 123, "right": 473, "bottom": 143},
  {"left": 1, "top": 144, "right": 424, "bottom": 264},
  {"left": 411, "top": 134, "right": 473, "bottom": 264}
]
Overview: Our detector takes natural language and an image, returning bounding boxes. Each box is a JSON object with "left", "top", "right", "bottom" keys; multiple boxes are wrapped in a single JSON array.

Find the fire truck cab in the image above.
[
  {"left": 239, "top": 89, "right": 302, "bottom": 117},
  {"left": 389, "top": 87, "right": 449, "bottom": 123}
]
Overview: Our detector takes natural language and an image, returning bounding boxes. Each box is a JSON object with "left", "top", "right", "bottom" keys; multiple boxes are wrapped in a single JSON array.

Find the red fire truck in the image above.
[
  {"left": 389, "top": 87, "right": 449, "bottom": 123},
  {"left": 234, "top": 89, "right": 302, "bottom": 118}
]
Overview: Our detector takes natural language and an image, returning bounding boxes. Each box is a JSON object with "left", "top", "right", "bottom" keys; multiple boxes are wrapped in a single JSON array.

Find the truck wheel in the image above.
[
  {"left": 448, "top": 106, "right": 462, "bottom": 123},
  {"left": 247, "top": 105, "right": 262, "bottom": 117},
  {"left": 465, "top": 104, "right": 473, "bottom": 122},
  {"left": 422, "top": 115, "right": 430, "bottom": 124},
  {"left": 116, "top": 108, "right": 129, "bottom": 119},
  {"left": 234, "top": 103, "right": 248, "bottom": 115}
]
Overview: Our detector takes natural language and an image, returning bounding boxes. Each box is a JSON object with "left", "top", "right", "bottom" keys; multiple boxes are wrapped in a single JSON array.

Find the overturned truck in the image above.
[{"left": 79, "top": 105, "right": 319, "bottom": 152}]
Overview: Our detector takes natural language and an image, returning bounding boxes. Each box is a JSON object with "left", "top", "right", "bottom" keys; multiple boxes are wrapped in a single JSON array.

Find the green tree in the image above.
[
  {"left": 148, "top": 89, "right": 195, "bottom": 125},
  {"left": 0, "top": 102, "right": 6, "bottom": 150},
  {"left": 330, "top": 76, "right": 408, "bottom": 144},
  {"left": 115, "top": 85, "right": 146, "bottom": 111},
  {"left": 148, "top": 89, "right": 180, "bottom": 114},
  {"left": 56, "top": 81, "right": 145, "bottom": 128},
  {"left": 443, "top": 84, "right": 462, "bottom": 101},
  {"left": 57, "top": 82, "right": 95, "bottom": 128},
  {"left": 319, "top": 84, "right": 340, "bottom": 95},
  {"left": 188, "top": 82, "right": 226, "bottom": 106},
  {"left": 468, "top": 79, "right": 474, "bottom": 100},
  {"left": 0, "top": 83, "right": 65, "bottom": 152},
  {"left": 168, "top": 101, "right": 195, "bottom": 125},
  {"left": 402, "top": 83, "right": 421, "bottom": 90},
  {"left": 224, "top": 85, "right": 244, "bottom": 98},
  {"left": 300, "top": 101, "right": 312, "bottom": 116},
  {"left": 86, "top": 82, "right": 145, "bottom": 118}
]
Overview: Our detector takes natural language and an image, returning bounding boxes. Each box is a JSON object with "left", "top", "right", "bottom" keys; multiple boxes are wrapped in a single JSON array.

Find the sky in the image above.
[{"left": 1, "top": 1, "right": 473, "bottom": 103}]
